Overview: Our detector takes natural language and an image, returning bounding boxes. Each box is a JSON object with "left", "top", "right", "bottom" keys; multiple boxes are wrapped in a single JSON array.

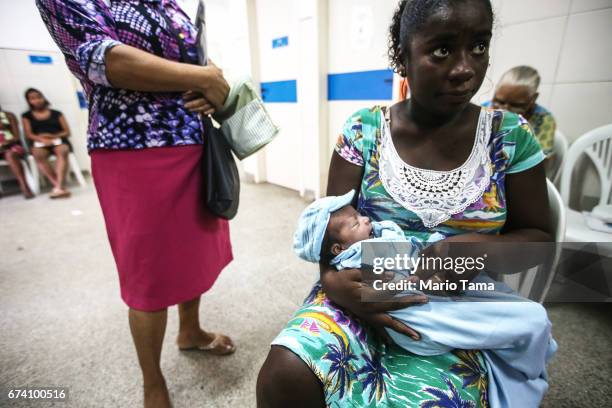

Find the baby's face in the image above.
[{"left": 328, "top": 206, "right": 373, "bottom": 249}]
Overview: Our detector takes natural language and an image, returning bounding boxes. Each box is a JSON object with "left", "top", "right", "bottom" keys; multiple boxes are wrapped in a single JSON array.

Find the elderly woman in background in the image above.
[
  {"left": 36, "top": 0, "right": 235, "bottom": 407},
  {"left": 0, "top": 105, "right": 33, "bottom": 198},
  {"left": 485, "top": 66, "right": 557, "bottom": 169}
]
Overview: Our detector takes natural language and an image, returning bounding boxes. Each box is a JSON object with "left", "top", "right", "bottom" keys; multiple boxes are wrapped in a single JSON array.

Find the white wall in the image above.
[
  {"left": 477, "top": 0, "right": 612, "bottom": 142},
  {"left": 178, "top": 0, "right": 252, "bottom": 79},
  {"left": 0, "top": 0, "right": 253, "bottom": 176},
  {"left": 328, "top": 0, "right": 612, "bottom": 147},
  {"left": 0, "top": 0, "right": 89, "bottom": 172},
  {"left": 326, "top": 0, "right": 398, "bottom": 155},
  {"left": 0, "top": 0, "right": 59, "bottom": 52},
  {"left": 296, "top": 0, "right": 329, "bottom": 198},
  {"left": 252, "top": 0, "right": 302, "bottom": 190},
  {"left": 0, "top": 49, "right": 89, "bottom": 171},
  {"left": 7, "top": 0, "right": 608, "bottom": 193},
  {"left": 323, "top": 0, "right": 612, "bottom": 197}
]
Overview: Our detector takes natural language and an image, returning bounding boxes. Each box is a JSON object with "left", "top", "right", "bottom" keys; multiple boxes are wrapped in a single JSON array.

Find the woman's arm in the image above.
[
  {"left": 418, "top": 162, "right": 553, "bottom": 283},
  {"left": 105, "top": 46, "right": 229, "bottom": 108},
  {"left": 8, "top": 113, "right": 20, "bottom": 142},
  {"left": 321, "top": 152, "right": 427, "bottom": 341},
  {"left": 53, "top": 114, "right": 71, "bottom": 139},
  {"left": 320, "top": 152, "right": 363, "bottom": 302},
  {"left": 1, "top": 113, "right": 20, "bottom": 147},
  {"left": 36, "top": 0, "right": 228, "bottom": 108},
  {"left": 501, "top": 160, "right": 552, "bottom": 239}
]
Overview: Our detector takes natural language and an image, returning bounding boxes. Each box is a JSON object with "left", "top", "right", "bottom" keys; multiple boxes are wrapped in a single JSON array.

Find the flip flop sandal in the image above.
[
  {"left": 50, "top": 189, "right": 71, "bottom": 199},
  {"left": 178, "top": 333, "right": 236, "bottom": 356}
]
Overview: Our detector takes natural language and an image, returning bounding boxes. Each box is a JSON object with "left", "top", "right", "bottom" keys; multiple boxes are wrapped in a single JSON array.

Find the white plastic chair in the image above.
[
  {"left": 501, "top": 179, "right": 566, "bottom": 302},
  {"left": 550, "top": 129, "right": 568, "bottom": 185},
  {"left": 0, "top": 156, "right": 36, "bottom": 195},
  {"left": 28, "top": 151, "right": 86, "bottom": 195},
  {"left": 559, "top": 124, "right": 612, "bottom": 243}
]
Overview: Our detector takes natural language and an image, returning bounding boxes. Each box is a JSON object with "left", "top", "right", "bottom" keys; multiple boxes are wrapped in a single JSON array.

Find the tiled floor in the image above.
[{"left": 0, "top": 181, "right": 610, "bottom": 407}]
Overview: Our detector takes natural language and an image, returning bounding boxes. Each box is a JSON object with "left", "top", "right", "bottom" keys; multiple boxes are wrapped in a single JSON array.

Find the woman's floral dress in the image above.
[{"left": 272, "top": 106, "right": 544, "bottom": 407}]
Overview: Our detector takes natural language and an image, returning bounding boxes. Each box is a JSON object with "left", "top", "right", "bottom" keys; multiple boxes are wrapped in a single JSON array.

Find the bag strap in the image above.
[{"left": 160, "top": 13, "right": 189, "bottom": 63}]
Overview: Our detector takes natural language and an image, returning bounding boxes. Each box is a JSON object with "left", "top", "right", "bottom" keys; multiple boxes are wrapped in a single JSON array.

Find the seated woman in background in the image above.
[
  {"left": 484, "top": 66, "right": 557, "bottom": 170},
  {"left": 0, "top": 105, "right": 33, "bottom": 198},
  {"left": 22, "top": 88, "right": 72, "bottom": 198}
]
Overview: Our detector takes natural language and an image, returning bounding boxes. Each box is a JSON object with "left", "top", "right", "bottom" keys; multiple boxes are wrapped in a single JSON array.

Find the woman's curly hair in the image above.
[{"left": 388, "top": 0, "right": 493, "bottom": 77}]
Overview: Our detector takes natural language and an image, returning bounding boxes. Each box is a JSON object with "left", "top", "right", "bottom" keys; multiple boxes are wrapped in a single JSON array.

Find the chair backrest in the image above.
[
  {"left": 560, "top": 124, "right": 612, "bottom": 207},
  {"left": 550, "top": 129, "right": 568, "bottom": 184},
  {"left": 503, "top": 180, "right": 566, "bottom": 302},
  {"left": 547, "top": 178, "right": 567, "bottom": 243}
]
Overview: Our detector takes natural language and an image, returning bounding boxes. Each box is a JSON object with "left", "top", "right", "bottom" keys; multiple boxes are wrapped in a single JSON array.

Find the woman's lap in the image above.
[{"left": 272, "top": 283, "right": 489, "bottom": 407}]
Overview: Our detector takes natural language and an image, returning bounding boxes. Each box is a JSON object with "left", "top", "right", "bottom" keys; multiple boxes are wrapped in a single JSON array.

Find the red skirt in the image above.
[{"left": 91, "top": 145, "right": 232, "bottom": 311}]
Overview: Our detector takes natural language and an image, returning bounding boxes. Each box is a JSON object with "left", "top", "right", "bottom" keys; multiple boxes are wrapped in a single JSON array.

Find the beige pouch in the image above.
[{"left": 214, "top": 77, "right": 279, "bottom": 160}]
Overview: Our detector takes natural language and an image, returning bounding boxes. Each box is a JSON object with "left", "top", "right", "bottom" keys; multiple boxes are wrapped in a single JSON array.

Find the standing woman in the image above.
[
  {"left": 36, "top": 1, "right": 235, "bottom": 407},
  {"left": 0, "top": 105, "right": 33, "bottom": 198},
  {"left": 22, "top": 88, "right": 72, "bottom": 198}
]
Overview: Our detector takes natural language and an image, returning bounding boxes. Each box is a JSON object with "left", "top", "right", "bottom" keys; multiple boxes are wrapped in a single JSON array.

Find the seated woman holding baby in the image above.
[{"left": 257, "top": 0, "right": 553, "bottom": 406}]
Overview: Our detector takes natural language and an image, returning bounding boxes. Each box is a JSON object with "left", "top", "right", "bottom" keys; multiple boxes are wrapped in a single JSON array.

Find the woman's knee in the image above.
[
  {"left": 54, "top": 145, "right": 69, "bottom": 159},
  {"left": 4, "top": 150, "right": 18, "bottom": 164},
  {"left": 257, "top": 345, "right": 325, "bottom": 408},
  {"left": 31, "top": 148, "right": 48, "bottom": 162}
]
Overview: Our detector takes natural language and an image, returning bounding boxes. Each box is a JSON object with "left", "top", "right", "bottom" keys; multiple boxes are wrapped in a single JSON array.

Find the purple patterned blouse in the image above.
[{"left": 36, "top": 0, "right": 203, "bottom": 151}]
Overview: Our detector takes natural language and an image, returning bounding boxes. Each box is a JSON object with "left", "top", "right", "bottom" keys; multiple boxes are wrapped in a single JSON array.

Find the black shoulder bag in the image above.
[
  {"left": 202, "top": 116, "right": 240, "bottom": 219},
  {"left": 164, "top": 3, "right": 240, "bottom": 220}
]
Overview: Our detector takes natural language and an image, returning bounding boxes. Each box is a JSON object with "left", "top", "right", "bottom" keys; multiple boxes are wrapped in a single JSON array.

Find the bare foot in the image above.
[
  {"left": 144, "top": 383, "right": 171, "bottom": 408},
  {"left": 177, "top": 329, "right": 236, "bottom": 355}
]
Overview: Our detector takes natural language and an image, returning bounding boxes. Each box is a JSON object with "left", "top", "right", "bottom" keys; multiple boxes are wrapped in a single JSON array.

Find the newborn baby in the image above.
[{"left": 293, "top": 190, "right": 557, "bottom": 408}]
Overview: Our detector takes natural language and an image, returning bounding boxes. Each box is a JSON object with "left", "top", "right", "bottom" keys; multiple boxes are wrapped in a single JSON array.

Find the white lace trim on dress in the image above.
[{"left": 379, "top": 108, "right": 493, "bottom": 228}]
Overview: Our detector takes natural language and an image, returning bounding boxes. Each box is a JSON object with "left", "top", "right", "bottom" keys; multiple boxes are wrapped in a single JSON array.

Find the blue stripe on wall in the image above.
[
  {"left": 328, "top": 69, "right": 394, "bottom": 101},
  {"left": 261, "top": 80, "right": 297, "bottom": 103}
]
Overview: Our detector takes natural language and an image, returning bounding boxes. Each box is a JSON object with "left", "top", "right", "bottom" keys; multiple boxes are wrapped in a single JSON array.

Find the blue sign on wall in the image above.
[
  {"left": 328, "top": 69, "right": 394, "bottom": 101},
  {"left": 29, "top": 55, "right": 53, "bottom": 64},
  {"left": 272, "top": 36, "right": 289, "bottom": 48},
  {"left": 260, "top": 80, "right": 297, "bottom": 103}
]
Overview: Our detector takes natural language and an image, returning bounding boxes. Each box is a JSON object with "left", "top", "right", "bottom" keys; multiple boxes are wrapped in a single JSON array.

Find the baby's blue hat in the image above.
[{"left": 293, "top": 190, "right": 356, "bottom": 263}]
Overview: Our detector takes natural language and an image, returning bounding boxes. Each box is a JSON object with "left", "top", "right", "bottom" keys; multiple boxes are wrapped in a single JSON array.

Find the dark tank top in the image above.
[{"left": 22, "top": 110, "right": 63, "bottom": 135}]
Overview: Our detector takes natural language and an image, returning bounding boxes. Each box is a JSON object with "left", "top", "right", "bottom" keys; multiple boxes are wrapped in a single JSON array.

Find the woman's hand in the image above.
[
  {"left": 33, "top": 136, "right": 53, "bottom": 146},
  {"left": 183, "top": 91, "right": 215, "bottom": 115},
  {"left": 198, "top": 61, "right": 229, "bottom": 110},
  {"left": 321, "top": 267, "right": 428, "bottom": 343}
]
